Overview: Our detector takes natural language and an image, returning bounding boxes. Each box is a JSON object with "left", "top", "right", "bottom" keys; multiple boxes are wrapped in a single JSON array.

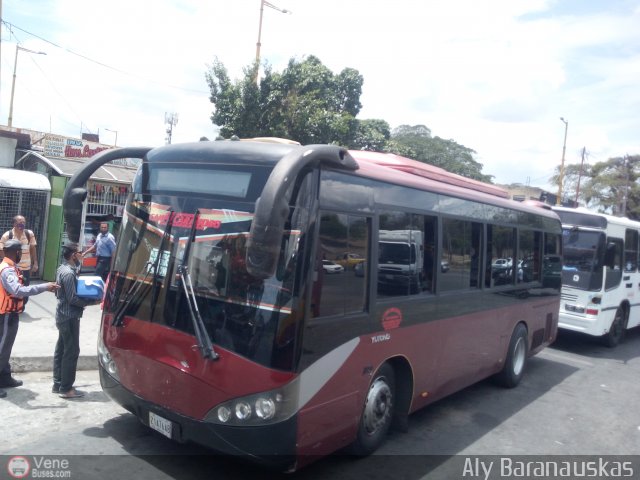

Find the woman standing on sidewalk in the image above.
[{"left": 53, "top": 242, "right": 98, "bottom": 399}]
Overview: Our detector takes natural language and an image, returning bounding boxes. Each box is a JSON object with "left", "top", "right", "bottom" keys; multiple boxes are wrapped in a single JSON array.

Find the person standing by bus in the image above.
[
  {"left": 0, "top": 215, "right": 39, "bottom": 291},
  {"left": 82, "top": 222, "right": 116, "bottom": 281},
  {"left": 54, "top": 242, "right": 97, "bottom": 399},
  {"left": 0, "top": 240, "right": 58, "bottom": 399}
]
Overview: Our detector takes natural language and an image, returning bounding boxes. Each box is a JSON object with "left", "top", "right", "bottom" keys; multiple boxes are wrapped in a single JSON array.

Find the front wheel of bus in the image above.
[
  {"left": 350, "top": 363, "right": 395, "bottom": 456},
  {"left": 494, "top": 323, "right": 528, "bottom": 388},
  {"left": 601, "top": 307, "right": 627, "bottom": 348}
]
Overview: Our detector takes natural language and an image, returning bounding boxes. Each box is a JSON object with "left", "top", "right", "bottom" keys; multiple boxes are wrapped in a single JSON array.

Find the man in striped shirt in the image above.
[{"left": 54, "top": 242, "right": 98, "bottom": 399}]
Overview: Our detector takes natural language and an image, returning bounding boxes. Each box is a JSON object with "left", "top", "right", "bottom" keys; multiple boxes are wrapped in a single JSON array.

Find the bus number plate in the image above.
[{"left": 149, "top": 411, "right": 172, "bottom": 439}]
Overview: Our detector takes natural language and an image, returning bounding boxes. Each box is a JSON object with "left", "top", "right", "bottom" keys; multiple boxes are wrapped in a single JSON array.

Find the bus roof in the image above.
[
  {"left": 553, "top": 206, "right": 640, "bottom": 229},
  {"left": 350, "top": 150, "right": 509, "bottom": 199},
  {"left": 0, "top": 168, "right": 51, "bottom": 191},
  {"left": 143, "top": 142, "right": 556, "bottom": 221}
]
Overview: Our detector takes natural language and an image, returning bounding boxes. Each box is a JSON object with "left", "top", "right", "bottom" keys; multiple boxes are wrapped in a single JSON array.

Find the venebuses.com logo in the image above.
[
  {"left": 5, "top": 456, "right": 72, "bottom": 478},
  {"left": 6, "top": 456, "right": 30, "bottom": 479}
]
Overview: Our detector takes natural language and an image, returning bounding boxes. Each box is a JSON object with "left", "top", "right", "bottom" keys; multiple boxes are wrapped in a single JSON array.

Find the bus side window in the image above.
[
  {"left": 604, "top": 238, "right": 623, "bottom": 290},
  {"left": 312, "top": 212, "right": 369, "bottom": 318},
  {"left": 624, "top": 229, "right": 638, "bottom": 272}
]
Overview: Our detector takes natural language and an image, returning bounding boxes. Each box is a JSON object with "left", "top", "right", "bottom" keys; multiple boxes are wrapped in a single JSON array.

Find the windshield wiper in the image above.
[
  {"left": 112, "top": 261, "right": 154, "bottom": 327},
  {"left": 150, "top": 210, "right": 174, "bottom": 320},
  {"left": 178, "top": 210, "right": 218, "bottom": 360}
]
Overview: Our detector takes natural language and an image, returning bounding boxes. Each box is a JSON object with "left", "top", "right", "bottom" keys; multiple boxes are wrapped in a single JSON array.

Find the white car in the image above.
[
  {"left": 322, "top": 260, "right": 344, "bottom": 274},
  {"left": 492, "top": 258, "right": 511, "bottom": 269}
]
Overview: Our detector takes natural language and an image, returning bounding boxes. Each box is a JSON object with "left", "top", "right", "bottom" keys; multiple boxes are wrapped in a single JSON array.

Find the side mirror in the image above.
[{"left": 246, "top": 145, "right": 357, "bottom": 279}]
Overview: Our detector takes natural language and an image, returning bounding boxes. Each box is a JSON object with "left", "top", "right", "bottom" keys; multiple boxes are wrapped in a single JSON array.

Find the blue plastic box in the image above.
[{"left": 76, "top": 275, "right": 105, "bottom": 300}]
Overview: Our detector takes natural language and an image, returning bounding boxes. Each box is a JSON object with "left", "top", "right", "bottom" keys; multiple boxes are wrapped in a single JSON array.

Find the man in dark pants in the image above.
[
  {"left": 82, "top": 222, "right": 116, "bottom": 281},
  {"left": 54, "top": 242, "right": 97, "bottom": 399},
  {"left": 0, "top": 240, "right": 58, "bottom": 399}
]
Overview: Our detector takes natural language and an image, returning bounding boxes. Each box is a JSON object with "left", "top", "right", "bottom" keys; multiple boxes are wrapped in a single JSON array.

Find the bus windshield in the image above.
[
  {"left": 561, "top": 228, "right": 605, "bottom": 290},
  {"left": 107, "top": 164, "right": 314, "bottom": 371},
  {"left": 379, "top": 243, "right": 413, "bottom": 264}
]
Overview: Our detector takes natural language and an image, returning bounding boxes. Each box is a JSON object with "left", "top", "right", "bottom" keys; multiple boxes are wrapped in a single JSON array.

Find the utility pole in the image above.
[
  {"left": 255, "top": 1, "right": 291, "bottom": 82},
  {"left": 621, "top": 154, "right": 629, "bottom": 217},
  {"left": 165, "top": 112, "right": 178, "bottom": 145},
  {"left": 575, "top": 147, "right": 586, "bottom": 205},
  {"left": 557, "top": 117, "right": 569, "bottom": 205}
]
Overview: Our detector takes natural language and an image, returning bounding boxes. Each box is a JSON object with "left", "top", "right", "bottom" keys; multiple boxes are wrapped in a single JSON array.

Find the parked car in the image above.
[
  {"left": 322, "top": 260, "right": 344, "bottom": 274},
  {"left": 336, "top": 252, "right": 366, "bottom": 270},
  {"left": 492, "top": 258, "right": 511, "bottom": 269},
  {"left": 440, "top": 260, "right": 450, "bottom": 273}
]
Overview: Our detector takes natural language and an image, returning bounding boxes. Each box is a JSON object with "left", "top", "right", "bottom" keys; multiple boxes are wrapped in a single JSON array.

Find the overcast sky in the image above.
[{"left": 1, "top": 0, "right": 639, "bottom": 190}]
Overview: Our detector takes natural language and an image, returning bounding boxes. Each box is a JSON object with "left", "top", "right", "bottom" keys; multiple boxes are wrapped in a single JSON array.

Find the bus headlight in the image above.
[
  {"left": 255, "top": 397, "right": 276, "bottom": 420},
  {"left": 217, "top": 406, "right": 232, "bottom": 423},
  {"left": 205, "top": 381, "right": 299, "bottom": 426},
  {"left": 98, "top": 335, "right": 120, "bottom": 381},
  {"left": 235, "top": 402, "right": 252, "bottom": 420}
]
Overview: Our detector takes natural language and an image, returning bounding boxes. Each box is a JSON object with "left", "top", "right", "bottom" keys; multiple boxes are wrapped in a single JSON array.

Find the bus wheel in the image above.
[
  {"left": 350, "top": 363, "right": 395, "bottom": 456},
  {"left": 494, "top": 323, "right": 528, "bottom": 388},
  {"left": 601, "top": 307, "right": 627, "bottom": 348}
]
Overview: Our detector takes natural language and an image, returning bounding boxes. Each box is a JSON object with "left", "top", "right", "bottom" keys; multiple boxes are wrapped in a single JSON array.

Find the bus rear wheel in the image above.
[
  {"left": 349, "top": 363, "right": 395, "bottom": 456},
  {"left": 494, "top": 323, "right": 528, "bottom": 388},
  {"left": 601, "top": 307, "right": 627, "bottom": 348}
]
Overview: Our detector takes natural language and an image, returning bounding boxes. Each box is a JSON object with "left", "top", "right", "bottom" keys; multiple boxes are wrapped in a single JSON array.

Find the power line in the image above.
[
  {"left": 2, "top": 20, "right": 210, "bottom": 95},
  {"left": 3, "top": 23, "right": 94, "bottom": 133}
]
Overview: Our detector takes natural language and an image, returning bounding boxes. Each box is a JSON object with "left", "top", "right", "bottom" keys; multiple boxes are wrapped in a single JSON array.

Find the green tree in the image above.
[
  {"left": 350, "top": 119, "right": 390, "bottom": 151},
  {"left": 550, "top": 162, "right": 592, "bottom": 205},
  {"left": 580, "top": 155, "right": 640, "bottom": 219},
  {"left": 388, "top": 125, "right": 493, "bottom": 182},
  {"left": 205, "top": 61, "right": 492, "bottom": 182},
  {"left": 205, "top": 56, "right": 363, "bottom": 144}
]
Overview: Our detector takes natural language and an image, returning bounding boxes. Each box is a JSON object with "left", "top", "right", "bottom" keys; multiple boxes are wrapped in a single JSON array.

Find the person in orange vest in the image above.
[{"left": 0, "top": 240, "right": 59, "bottom": 399}]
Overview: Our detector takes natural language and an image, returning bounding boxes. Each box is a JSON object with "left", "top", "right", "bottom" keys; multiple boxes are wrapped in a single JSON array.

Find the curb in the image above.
[{"left": 10, "top": 356, "right": 99, "bottom": 373}]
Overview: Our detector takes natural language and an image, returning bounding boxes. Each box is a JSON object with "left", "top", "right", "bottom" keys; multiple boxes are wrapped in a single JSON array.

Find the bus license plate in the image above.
[{"left": 149, "top": 411, "right": 172, "bottom": 439}]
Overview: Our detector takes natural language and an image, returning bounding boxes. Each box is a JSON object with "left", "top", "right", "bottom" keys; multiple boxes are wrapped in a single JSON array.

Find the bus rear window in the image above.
[{"left": 149, "top": 168, "right": 252, "bottom": 197}]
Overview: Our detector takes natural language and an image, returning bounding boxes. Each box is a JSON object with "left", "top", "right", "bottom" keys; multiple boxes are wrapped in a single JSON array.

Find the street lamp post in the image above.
[
  {"left": 105, "top": 128, "right": 118, "bottom": 146},
  {"left": 557, "top": 117, "right": 568, "bottom": 205},
  {"left": 8, "top": 45, "right": 46, "bottom": 127},
  {"left": 255, "top": 1, "right": 291, "bottom": 66}
]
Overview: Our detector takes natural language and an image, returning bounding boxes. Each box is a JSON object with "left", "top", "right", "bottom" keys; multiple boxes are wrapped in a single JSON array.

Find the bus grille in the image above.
[{"left": 561, "top": 292, "right": 578, "bottom": 302}]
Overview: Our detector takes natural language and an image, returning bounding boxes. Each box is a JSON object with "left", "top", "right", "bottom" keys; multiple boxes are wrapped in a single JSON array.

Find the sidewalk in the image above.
[{"left": 9, "top": 282, "right": 101, "bottom": 373}]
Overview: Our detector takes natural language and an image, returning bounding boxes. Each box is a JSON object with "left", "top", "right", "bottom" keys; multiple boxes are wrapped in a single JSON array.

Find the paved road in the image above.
[{"left": 2, "top": 328, "right": 640, "bottom": 479}]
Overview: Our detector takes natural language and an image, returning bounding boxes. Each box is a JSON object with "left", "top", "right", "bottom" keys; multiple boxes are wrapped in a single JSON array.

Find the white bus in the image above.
[{"left": 553, "top": 206, "right": 640, "bottom": 347}]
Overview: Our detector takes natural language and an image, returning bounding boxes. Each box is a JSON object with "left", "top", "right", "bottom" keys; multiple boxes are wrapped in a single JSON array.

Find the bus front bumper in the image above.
[{"left": 99, "top": 365, "right": 297, "bottom": 470}]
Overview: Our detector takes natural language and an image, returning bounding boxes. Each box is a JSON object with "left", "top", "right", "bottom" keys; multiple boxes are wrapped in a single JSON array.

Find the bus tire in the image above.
[
  {"left": 601, "top": 306, "right": 627, "bottom": 348},
  {"left": 349, "top": 363, "right": 395, "bottom": 456},
  {"left": 494, "top": 323, "right": 528, "bottom": 388}
]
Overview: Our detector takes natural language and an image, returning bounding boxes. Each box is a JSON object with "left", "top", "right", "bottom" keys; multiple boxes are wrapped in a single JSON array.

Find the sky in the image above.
[{"left": 0, "top": 0, "right": 639, "bottom": 191}]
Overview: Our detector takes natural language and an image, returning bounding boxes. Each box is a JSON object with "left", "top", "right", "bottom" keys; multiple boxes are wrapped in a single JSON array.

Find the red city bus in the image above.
[{"left": 63, "top": 141, "right": 561, "bottom": 471}]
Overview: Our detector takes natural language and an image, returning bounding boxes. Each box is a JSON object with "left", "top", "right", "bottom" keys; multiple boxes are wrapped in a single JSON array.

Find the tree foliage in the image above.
[
  {"left": 584, "top": 156, "right": 640, "bottom": 218},
  {"left": 205, "top": 55, "right": 363, "bottom": 145},
  {"left": 551, "top": 155, "right": 640, "bottom": 219},
  {"left": 206, "top": 57, "right": 492, "bottom": 182},
  {"left": 387, "top": 125, "right": 493, "bottom": 182}
]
